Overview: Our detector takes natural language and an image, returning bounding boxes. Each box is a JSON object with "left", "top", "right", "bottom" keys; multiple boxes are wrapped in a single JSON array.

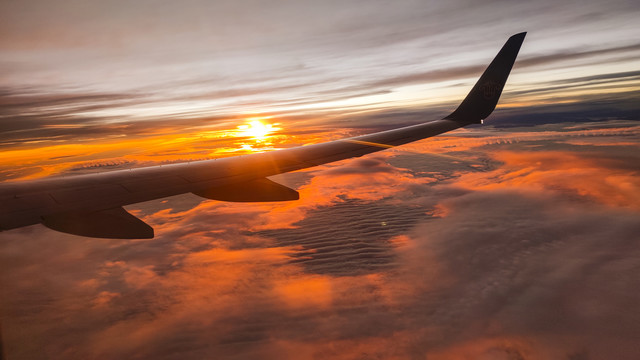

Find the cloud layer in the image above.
[{"left": 2, "top": 121, "right": 639, "bottom": 359}]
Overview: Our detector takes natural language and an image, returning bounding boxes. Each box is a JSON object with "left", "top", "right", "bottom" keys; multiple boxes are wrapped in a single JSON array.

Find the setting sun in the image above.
[{"left": 237, "top": 119, "right": 279, "bottom": 140}]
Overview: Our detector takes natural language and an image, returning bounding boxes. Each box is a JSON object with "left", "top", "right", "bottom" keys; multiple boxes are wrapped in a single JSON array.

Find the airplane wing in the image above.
[{"left": 0, "top": 32, "right": 526, "bottom": 239}]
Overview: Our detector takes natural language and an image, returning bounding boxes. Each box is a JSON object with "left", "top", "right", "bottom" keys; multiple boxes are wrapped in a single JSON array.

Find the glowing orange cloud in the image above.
[
  {"left": 0, "top": 117, "right": 328, "bottom": 181},
  {"left": 276, "top": 276, "right": 332, "bottom": 309},
  {"left": 453, "top": 150, "right": 640, "bottom": 210}
]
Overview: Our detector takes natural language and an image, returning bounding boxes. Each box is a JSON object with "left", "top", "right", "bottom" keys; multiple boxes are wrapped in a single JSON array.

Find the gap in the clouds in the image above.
[
  {"left": 247, "top": 153, "right": 493, "bottom": 277},
  {"left": 388, "top": 151, "right": 498, "bottom": 180},
  {"left": 250, "top": 199, "right": 434, "bottom": 276}
]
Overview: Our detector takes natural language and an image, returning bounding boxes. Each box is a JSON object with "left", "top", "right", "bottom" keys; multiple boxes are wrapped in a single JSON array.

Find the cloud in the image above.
[
  {"left": 2, "top": 0, "right": 640, "bottom": 149},
  {"left": 549, "top": 70, "right": 640, "bottom": 85},
  {"left": 2, "top": 122, "right": 640, "bottom": 359},
  {"left": 515, "top": 43, "right": 640, "bottom": 69},
  {"left": 366, "top": 45, "right": 640, "bottom": 91},
  {"left": 395, "top": 189, "right": 640, "bottom": 359},
  {"left": 452, "top": 150, "right": 640, "bottom": 209}
]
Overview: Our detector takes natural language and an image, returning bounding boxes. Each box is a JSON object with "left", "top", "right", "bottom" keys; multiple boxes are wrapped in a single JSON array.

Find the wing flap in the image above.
[
  {"left": 193, "top": 178, "right": 299, "bottom": 202},
  {"left": 42, "top": 207, "right": 154, "bottom": 239}
]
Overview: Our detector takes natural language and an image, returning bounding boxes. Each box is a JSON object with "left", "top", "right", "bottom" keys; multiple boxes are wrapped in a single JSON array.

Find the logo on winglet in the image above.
[{"left": 481, "top": 81, "right": 503, "bottom": 100}]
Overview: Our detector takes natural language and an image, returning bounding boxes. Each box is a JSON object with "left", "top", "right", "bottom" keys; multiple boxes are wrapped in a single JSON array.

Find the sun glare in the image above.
[{"left": 237, "top": 118, "right": 279, "bottom": 140}]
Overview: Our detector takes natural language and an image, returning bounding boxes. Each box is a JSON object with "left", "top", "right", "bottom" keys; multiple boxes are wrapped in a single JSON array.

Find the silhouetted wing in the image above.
[{"left": 0, "top": 33, "right": 526, "bottom": 238}]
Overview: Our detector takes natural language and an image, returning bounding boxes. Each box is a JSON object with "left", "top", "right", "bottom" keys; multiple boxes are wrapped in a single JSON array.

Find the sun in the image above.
[{"left": 237, "top": 119, "right": 278, "bottom": 140}]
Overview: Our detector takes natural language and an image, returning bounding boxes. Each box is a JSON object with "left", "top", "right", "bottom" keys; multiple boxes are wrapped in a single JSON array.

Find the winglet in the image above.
[{"left": 444, "top": 32, "right": 526, "bottom": 124}]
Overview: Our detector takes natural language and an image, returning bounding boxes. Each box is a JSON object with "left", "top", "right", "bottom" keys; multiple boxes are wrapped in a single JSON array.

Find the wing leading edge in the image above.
[{"left": 0, "top": 32, "right": 526, "bottom": 238}]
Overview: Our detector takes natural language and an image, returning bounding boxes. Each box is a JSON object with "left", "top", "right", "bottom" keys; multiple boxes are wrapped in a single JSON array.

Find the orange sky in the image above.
[{"left": 2, "top": 0, "right": 640, "bottom": 183}]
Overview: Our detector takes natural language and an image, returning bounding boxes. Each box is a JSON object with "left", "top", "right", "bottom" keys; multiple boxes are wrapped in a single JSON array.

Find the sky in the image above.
[
  {"left": 1, "top": 0, "right": 640, "bottom": 180},
  {"left": 1, "top": 0, "right": 640, "bottom": 359}
]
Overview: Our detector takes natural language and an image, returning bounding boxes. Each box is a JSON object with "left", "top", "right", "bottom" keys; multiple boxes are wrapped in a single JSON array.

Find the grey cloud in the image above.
[
  {"left": 2, "top": 0, "right": 639, "bottom": 113},
  {"left": 505, "top": 72, "right": 640, "bottom": 99},
  {"left": 516, "top": 43, "right": 640, "bottom": 69},
  {"left": 365, "top": 44, "right": 640, "bottom": 91},
  {"left": 0, "top": 92, "right": 136, "bottom": 111},
  {"left": 398, "top": 190, "right": 640, "bottom": 357},
  {"left": 2, "top": 4, "right": 640, "bottom": 149},
  {"left": 487, "top": 92, "right": 640, "bottom": 127},
  {"left": 273, "top": 44, "right": 640, "bottom": 111},
  {"left": 549, "top": 70, "right": 640, "bottom": 85},
  {"left": 367, "top": 64, "right": 486, "bottom": 88}
]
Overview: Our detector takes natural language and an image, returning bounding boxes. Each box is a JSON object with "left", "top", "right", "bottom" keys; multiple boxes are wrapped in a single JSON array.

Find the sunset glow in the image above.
[
  {"left": 237, "top": 119, "right": 280, "bottom": 140},
  {"left": 2, "top": 1, "right": 640, "bottom": 359}
]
